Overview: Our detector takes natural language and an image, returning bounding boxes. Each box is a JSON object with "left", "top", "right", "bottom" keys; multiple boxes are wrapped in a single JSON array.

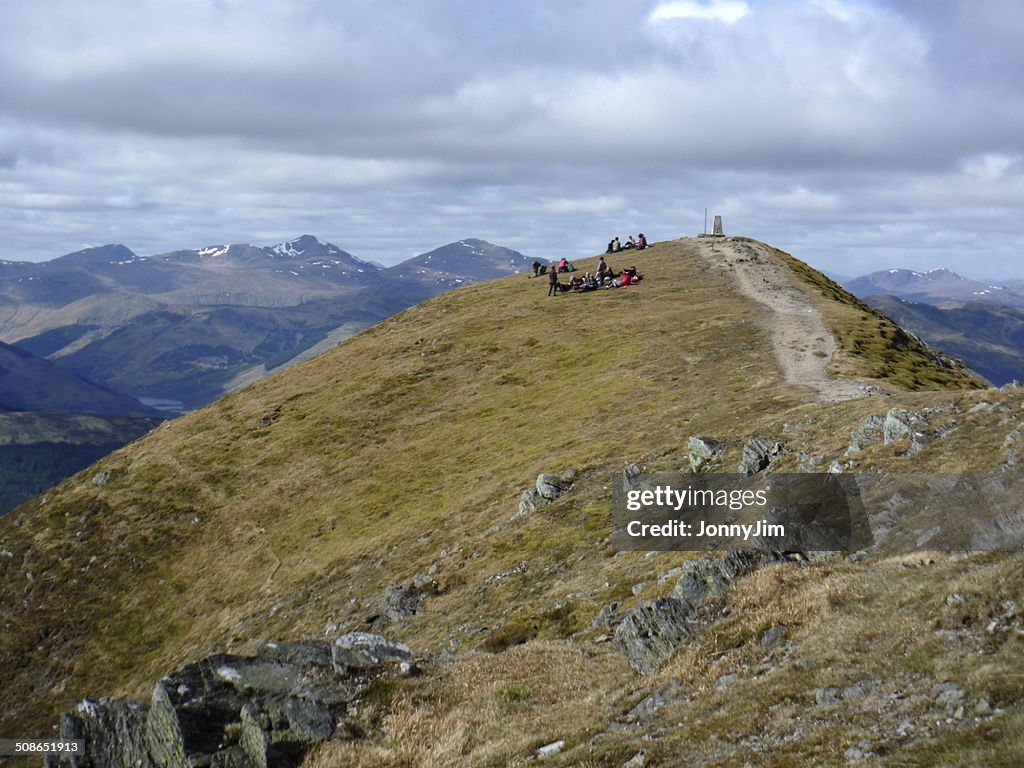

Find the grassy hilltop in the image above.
[{"left": 2, "top": 238, "right": 1023, "bottom": 766}]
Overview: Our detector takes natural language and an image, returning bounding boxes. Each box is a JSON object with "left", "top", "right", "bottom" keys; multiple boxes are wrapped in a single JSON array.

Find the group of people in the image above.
[
  {"left": 547, "top": 256, "right": 642, "bottom": 296},
  {"left": 531, "top": 257, "right": 576, "bottom": 276},
  {"left": 606, "top": 233, "right": 648, "bottom": 253}
]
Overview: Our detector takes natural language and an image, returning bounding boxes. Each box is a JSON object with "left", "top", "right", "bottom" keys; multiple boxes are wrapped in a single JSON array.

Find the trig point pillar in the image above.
[{"left": 712, "top": 215, "right": 724, "bottom": 236}]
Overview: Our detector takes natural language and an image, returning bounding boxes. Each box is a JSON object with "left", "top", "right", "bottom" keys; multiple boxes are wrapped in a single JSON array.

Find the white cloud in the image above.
[{"left": 648, "top": 0, "right": 751, "bottom": 24}]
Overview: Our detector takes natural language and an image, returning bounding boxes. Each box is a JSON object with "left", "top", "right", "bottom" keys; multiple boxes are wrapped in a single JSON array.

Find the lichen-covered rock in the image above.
[
  {"left": 331, "top": 632, "right": 415, "bottom": 674},
  {"left": 613, "top": 550, "right": 783, "bottom": 674},
  {"left": 883, "top": 408, "right": 928, "bottom": 447},
  {"left": 672, "top": 558, "right": 731, "bottom": 607},
  {"left": 622, "top": 463, "right": 643, "bottom": 492},
  {"left": 537, "top": 473, "right": 571, "bottom": 500},
  {"left": 613, "top": 597, "right": 694, "bottom": 674},
  {"left": 48, "top": 633, "right": 416, "bottom": 768},
  {"left": 847, "top": 414, "right": 886, "bottom": 454},
  {"left": 46, "top": 698, "right": 152, "bottom": 768},
  {"left": 516, "top": 488, "right": 543, "bottom": 518},
  {"left": 688, "top": 436, "right": 724, "bottom": 472},
  {"left": 381, "top": 574, "right": 440, "bottom": 622},
  {"left": 739, "top": 438, "right": 784, "bottom": 475}
]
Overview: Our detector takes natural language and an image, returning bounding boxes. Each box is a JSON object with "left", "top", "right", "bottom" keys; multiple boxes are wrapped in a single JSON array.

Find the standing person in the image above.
[
  {"left": 596, "top": 256, "right": 609, "bottom": 283},
  {"left": 548, "top": 265, "right": 559, "bottom": 296},
  {"left": 532, "top": 260, "right": 542, "bottom": 277}
]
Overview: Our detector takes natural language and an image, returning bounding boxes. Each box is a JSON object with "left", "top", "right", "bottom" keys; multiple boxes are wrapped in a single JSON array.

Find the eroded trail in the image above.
[{"left": 692, "top": 237, "right": 868, "bottom": 403}]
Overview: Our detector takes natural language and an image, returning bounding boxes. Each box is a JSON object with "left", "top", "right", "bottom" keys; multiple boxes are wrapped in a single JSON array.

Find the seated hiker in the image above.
[
  {"left": 568, "top": 276, "right": 582, "bottom": 291},
  {"left": 613, "top": 236, "right": 621, "bottom": 252},
  {"left": 637, "top": 233, "right": 648, "bottom": 250},
  {"left": 626, "top": 235, "right": 637, "bottom": 249},
  {"left": 532, "top": 260, "right": 542, "bottom": 277},
  {"left": 626, "top": 265, "right": 642, "bottom": 281},
  {"left": 606, "top": 239, "right": 615, "bottom": 254},
  {"left": 548, "top": 265, "right": 560, "bottom": 296},
  {"left": 557, "top": 257, "right": 575, "bottom": 272}
]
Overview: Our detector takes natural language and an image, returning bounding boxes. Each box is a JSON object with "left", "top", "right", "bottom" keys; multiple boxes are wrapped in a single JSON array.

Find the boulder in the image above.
[
  {"left": 688, "top": 436, "right": 724, "bottom": 472},
  {"left": 622, "top": 462, "right": 643, "bottom": 492},
  {"left": 516, "top": 488, "right": 543, "bottom": 518},
  {"left": 331, "top": 632, "right": 415, "bottom": 674},
  {"left": 537, "top": 473, "right": 570, "bottom": 501},
  {"left": 738, "top": 438, "right": 784, "bottom": 475}
]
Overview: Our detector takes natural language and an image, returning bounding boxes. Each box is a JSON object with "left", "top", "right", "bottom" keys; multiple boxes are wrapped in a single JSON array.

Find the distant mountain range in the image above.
[
  {"left": 843, "top": 266, "right": 1024, "bottom": 386},
  {"left": 0, "top": 236, "right": 535, "bottom": 410},
  {"left": 844, "top": 268, "right": 1024, "bottom": 308}
]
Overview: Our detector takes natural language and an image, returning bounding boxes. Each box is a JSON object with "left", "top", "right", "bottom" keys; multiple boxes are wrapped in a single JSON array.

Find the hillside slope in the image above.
[
  {"left": 1, "top": 238, "right": 1021, "bottom": 767},
  {"left": 868, "top": 295, "right": 1024, "bottom": 386}
]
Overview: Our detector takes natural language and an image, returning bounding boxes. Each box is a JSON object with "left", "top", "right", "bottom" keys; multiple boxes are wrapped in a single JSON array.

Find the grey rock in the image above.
[
  {"left": 516, "top": 488, "right": 544, "bottom": 518},
  {"left": 625, "top": 682, "right": 684, "bottom": 721},
  {"left": 537, "top": 473, "right": 570, "bottom": 501},
  {"left": 688, "top": 436, "right": 724, "bottom": 472},
  {"left": 537, "top": 740, "right": 565, "bottom": 758},
  {"left": 760, "top": 625, "right": 788, "bottom": 648},
  {"left": 739, "top": 438, "right": 784, "bottom": 475},
  {"left": 622, "top": 462, "right": 643, "bottom": 492},
  {"left": 51, "top": 633, "right": 416, "bottom": 768},
  {"left": 91, "top": 471, "right": 111, "bottom": 487},
  {"left": 613, "top": 550, "right": 780, "bottom": 674},
  {"left": 883, "top": 407, "right": 929, "bottom": 451},
  {"left": 560, "top": 468, "right": 577, "bottom": 483},
  {"left": 847, "top": 414, "right": 886, "bottom": 454},
  {"left": 970, "top": 507, "right": 1024, "bottom": 550},
  {"left": 815, "top": 687, "right": 842, "bottom": 706},
  {"left": 975, "top": 698, "right": 992, "bottom": 716},
  {"left": 46, "top": 698, "right": 152, "bottom": 768},
  {"left": 933, "top": 682, "right": 964, "bottom": 707},
  {"left": 332, "top": 632, "right": 414, "bottom": 674},
  {"left": 593, "top": 602, "right": 621, "bottom": 629},
  {"left": 631, "top": 581, "right": 648, "bottom": 596},
  {"left": 827, "top": 460, "right": 845, "bottom": 474},
  {"left": 613, "top": 597, "right": 694, "bottom": 674},
  {"left": 672, "top": 558, "right": 731, "bottom": 607},
  {"left": 621, "top": 751, "right": 647, "bottom": 768},
  {"left": 381, "top": 574, "right": 440, "bottom": 622}
]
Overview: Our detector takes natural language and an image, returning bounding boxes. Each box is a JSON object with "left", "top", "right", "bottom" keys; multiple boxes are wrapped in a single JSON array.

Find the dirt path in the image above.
[{"left": 691, "top": 237, "right": 869, "bottom": 403}]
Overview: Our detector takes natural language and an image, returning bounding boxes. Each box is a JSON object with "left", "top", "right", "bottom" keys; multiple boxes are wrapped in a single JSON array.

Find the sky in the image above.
[{"left": 1, "top": 0, "right": 1023, "bottom": 277}]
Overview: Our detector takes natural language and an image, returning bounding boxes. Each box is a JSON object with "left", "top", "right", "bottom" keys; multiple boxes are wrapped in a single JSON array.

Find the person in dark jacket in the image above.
[{"left": 548, "top": 265, "right": 559, "bottom": 296}]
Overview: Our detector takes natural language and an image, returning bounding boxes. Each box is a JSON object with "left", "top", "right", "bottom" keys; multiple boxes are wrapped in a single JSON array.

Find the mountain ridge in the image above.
[{"left": 1, "top": 238, "right": 1019, "bottom": 766}]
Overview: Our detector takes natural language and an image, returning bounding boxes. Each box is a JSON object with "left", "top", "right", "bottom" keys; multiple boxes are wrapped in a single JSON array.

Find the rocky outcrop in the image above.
[
  {"left": 846, "top": 406, "right": 958, "bottom": 456},
  {"left": 613, "top": 551, "right": 784, "bottom": 673},
  {"left": 738, "top": 439, "right": 785, "bottom": 476},
  {"left": 514, "top": 470, "right": 576, "bottom": 518},
  {"left": 687, "top": 436, "right": 724, "bottom": 472},
  {"left": 46, "top": 634, "right": 416, "bottom": 768},
  {"left": 381, "top": 575, "right": 440, "bottom": 622}
]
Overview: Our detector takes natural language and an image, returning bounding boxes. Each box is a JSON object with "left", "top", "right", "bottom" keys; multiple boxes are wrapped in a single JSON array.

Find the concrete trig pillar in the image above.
[{"left": 712, "top": 215, "right": 724, "bottom": 236}]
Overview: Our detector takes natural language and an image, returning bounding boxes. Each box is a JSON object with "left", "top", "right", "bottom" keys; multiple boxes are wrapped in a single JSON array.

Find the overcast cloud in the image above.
[{"left": 1, "top": 0, "right": 1022, "bottom": 277}]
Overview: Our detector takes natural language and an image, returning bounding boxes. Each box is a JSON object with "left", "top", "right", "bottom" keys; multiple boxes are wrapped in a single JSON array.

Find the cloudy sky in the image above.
[{"left": 1, "top": 0, "right": 1022, "bottom": 277}]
